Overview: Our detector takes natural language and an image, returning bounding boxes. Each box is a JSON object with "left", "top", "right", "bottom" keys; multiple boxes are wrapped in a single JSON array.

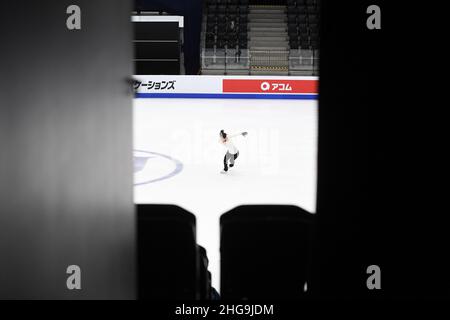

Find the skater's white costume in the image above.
[{"left": 220, "top": 133, "right": 240, "bottom": 155}]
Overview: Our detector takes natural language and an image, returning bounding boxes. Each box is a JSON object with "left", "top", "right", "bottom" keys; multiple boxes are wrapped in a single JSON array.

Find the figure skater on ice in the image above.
[{"left": 219, "top": 129, "right": 247, "bottom": 174}]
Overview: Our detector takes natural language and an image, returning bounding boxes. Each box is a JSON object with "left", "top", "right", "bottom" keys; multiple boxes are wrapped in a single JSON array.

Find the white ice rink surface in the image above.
[{"left": 134, "top": 98, "right": 317, "bottom": 291}]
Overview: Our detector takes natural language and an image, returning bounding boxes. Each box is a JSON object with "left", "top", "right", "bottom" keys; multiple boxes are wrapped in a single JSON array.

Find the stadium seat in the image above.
[
  {"left": 220, "top": 205, "right": 314, "bottom": 300},
  {"left": 298, "top": 24, "right": 308, "bottom": 33},
  {"left": 300, "top": 37, "right": 310, "bottom": 47},
  {"left": 229, "top": 40, "right": 238, "bottom": 49},
  {"left": 288, "top": 14, "right": 297, "bottom": 24},
  {"left": 297, "top": 6, "right": 307, "bottom": 14},
  {"left": 238, "top": 39, "right": 247, "bottom": 49},
  {"left": 299, "top": 30, "right": 308, "bottom": 39},
  {"left": 309, "top": 22, "right": 318, "bottom": 30},
  {"left": 297, "top": 20, "right": 305, "bottom": 27},
  {"left": 217, "top": 22, "right": 227, "bottom": 32},
  {"left": 228, "top": 5, "right": 238, "bottom": 13},
  {"left": 238, "top": 13, "right": 248, "bottom": 23},
  {"left": 237, "top": 22, "right": 247, "bottom": 32},
  {"left": 237, "top": 26, "right": 247, "bottom": 36},
  {"left": 218, "top": 5, "right": 227, "bottom": 14},
  {"left": 138, "top": 204, "right": 199, "bottom": 300},
  {"left": 207, "top": 12, "right": 215, "bottom": 20},
  {"left": 308, "top": 14, "right": 319, "bottom": 24},
  {"left": 206, "top": 41, "right": 216, "bottom": 49},
  {"left": 238, "top": 31, "right": 247, "bottom": 39},
  {"left": 217, "top": 38, "right": 227, "bottom": 48},
  {"left": 289, "top": 31, "right": 298, "bottom": 41},
  {"left": 207, "top": 4, "right": 217, "bottom": 14},
  {"left": 307, "top": 5, "right": 316, "bottom": 13},
  {"left": 228, "top": 13, "right": 237, "bottom": 22},
  {"left": 297, "top": 13, "right": 307, "bottom": 22},
  {"left": 310, "top": 30, "right": 319, "bottom": 39},
  {"left": 288, "top": 21, "right": 297, "bottom": 29},
  {"left": 238, "top": 5, "right": 249, "bottom": 14}
]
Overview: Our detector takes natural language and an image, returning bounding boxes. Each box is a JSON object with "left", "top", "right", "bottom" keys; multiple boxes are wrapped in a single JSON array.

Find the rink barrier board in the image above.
[
  {"left": 135, "top": 93, "right": 318, "bottom": 100},
  {"left": 134, "top": 76, "right": 318, "bottom": 99}
]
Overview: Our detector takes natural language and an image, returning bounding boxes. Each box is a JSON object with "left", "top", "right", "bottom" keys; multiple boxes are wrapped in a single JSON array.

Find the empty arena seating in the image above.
[
  {"left": 287, "top": 0, "right": 319, "bottom": 50},
  {"left": 201, "top": 0, "right": 319, "bottom": 75},
  {"left": 286, "top": 0, "right": 319, "bottom": 75},
  {"left": 138, "top": 204, "right": 213, "bottom": 300},
  {"left": 201, "top": 0, "right": 250, "bottom": 74},
  {"left": 220, "top": 205, "right": 314, "bottom": 299},
  {"left": 205, "top": 0, "right": 249, "bottom": 50}
]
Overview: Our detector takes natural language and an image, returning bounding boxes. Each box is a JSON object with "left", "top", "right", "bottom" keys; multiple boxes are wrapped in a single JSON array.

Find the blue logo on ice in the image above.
[{"left": 134, "top": 150, "right": 183, "bottom": 185}]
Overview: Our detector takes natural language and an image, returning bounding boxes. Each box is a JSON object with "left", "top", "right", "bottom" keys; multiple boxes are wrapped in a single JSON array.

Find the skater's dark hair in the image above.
[{"left": 220, "top": 130, "right": 227, "bottom": 139}]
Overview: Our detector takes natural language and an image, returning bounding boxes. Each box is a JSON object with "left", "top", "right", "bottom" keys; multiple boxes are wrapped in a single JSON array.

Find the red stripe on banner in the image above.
[{"left": 223, "top": 79, "right": 318, "bottom": 94}]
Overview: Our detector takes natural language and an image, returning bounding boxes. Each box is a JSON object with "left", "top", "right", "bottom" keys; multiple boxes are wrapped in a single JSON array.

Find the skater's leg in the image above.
[
  {"left": 223, "top": 152, "right": 229, "bottom": 171},
  {"left": 229, "top": 151, "right": 238, "bottom": 167}
]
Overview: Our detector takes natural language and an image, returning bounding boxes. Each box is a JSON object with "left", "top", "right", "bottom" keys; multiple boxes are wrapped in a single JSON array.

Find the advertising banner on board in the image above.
[{"left": 133, "top": 75, "right": 318, "bottom": 99}]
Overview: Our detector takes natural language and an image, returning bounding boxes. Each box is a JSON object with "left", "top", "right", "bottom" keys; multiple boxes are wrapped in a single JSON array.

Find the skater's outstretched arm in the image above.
[{"left": 228, "top": 132, "right": 248, "bottom": 138}]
